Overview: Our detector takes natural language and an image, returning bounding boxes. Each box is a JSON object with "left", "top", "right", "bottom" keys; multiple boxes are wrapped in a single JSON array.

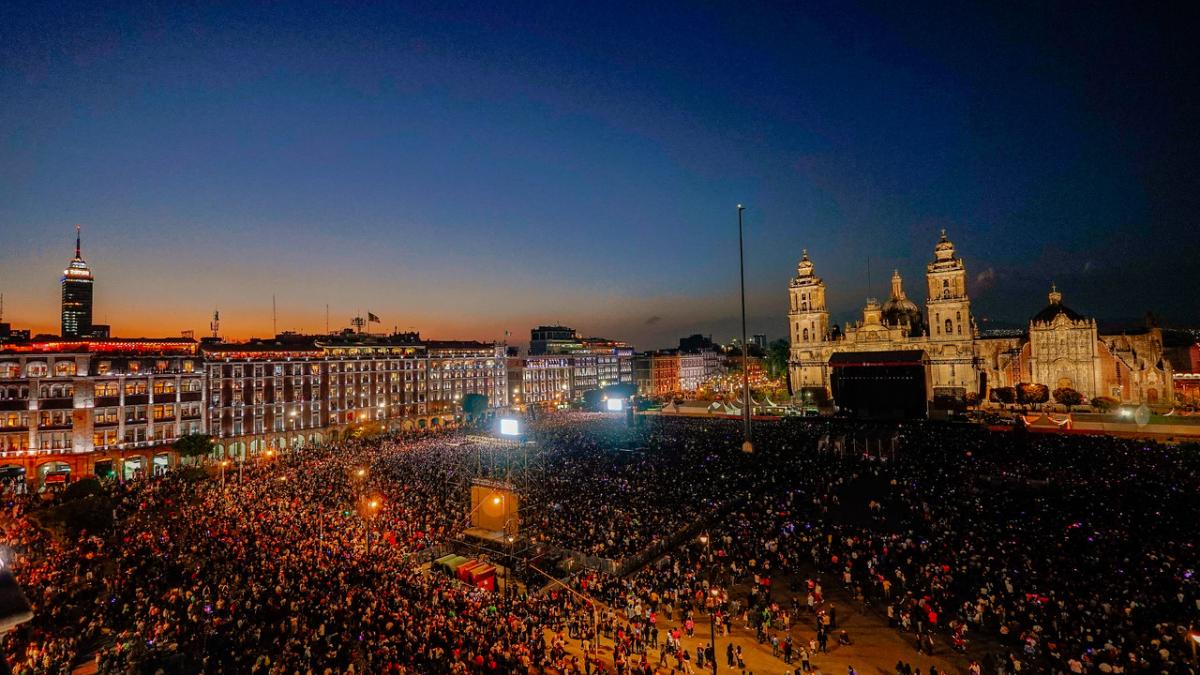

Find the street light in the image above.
[
  {"left": 364, "top": 497, "right": 381, "bottom": 554},
  {"left": 737, "top": 204, "right": 753, "bottom": 453}
]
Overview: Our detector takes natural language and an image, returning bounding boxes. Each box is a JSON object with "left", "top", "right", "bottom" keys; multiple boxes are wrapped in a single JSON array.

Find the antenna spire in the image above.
[{"left": 75, "top": 224, "right": 81, "bottom": 258}]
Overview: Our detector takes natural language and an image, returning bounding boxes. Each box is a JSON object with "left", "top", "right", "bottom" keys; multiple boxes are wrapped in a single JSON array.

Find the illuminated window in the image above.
[{"left": 25, "top": 362, "right": 48, "bottom": 377}]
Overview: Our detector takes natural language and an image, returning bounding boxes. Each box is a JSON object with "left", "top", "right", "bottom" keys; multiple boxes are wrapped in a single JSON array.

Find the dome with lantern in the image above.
[{"left": 880, "top": 269, "right": 924, "bottom": 337}]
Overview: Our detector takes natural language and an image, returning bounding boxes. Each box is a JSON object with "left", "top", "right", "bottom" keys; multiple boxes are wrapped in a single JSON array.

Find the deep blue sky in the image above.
[{"left": 2, "top": 1, "right": 1197, "bottom": 347}]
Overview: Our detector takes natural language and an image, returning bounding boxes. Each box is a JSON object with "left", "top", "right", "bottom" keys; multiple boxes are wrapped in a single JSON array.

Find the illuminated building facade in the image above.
[
  {"left": 507, "top": 355, "right": 573, "bottom": 408},
  {"left": 60, "top": 226, "right": 94, "bottom": 339},
  {"left": 0, "top": 338, "right": 203, "bottom": 484},
  {"left": 203, "top": 335, "right": 507, "bottom": 456},
  {"left": 788, "top": 232, "right": 1174, "bottom": 407}
]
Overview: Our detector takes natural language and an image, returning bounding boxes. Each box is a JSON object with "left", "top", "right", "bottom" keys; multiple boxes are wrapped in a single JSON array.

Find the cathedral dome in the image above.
[
  {"left": 1032, "top": 284, "right": 1087, "bottom": 324},
  {"left": 880, "top": 270, "right": 924, "bottom": 336}
]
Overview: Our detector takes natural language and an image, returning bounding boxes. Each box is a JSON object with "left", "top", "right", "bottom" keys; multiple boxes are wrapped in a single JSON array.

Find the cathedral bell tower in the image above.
[
  {"left": 788, "top": 250, "right": 831, "bottom": 397},
  {"left": 925, "top": 229, "right": 971, "bottom": 340},
  {"left": 924, "top": 229, "right": 977, "bottom": 393}
]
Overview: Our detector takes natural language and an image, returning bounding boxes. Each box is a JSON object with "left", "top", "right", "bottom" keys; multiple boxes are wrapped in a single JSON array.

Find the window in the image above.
[
  {"left": 54, "top": 361, "right": 77, "bottom": 377},
  {"left": 153, "top": 380, "right": 176, "bottom": 395},
  {"left": 802, "top": 328, "right": 809, "bottom": 342},
  {"left": 125, "top": 381, "right": 148, "bottom": 396},
  {"left": 182, "top": 360, "right": 194, "bottom": 373},
  {"left": 95, "top": 381, "right": 118, "bottom": 397},
  {"left": 25, "top": 362, "right": 48, "bottom": 377},
  {"left": 945, "top": 318, "right": 953, "bottom": 335},
  {"left": 127, "top": 361, "right": 141, "bottom": 373}
]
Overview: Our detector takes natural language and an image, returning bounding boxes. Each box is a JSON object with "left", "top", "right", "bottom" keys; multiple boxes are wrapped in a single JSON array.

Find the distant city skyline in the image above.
[
  {"left": 0, "top": 224, "right": 1189, "bottom": 351},
  {"left": 2, "top": 2, "right": 1197, "bottom": 348}
]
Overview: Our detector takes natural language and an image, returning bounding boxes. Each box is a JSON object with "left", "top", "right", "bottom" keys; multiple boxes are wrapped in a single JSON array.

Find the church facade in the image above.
[{"left": 788, "top": 232, "right": 1173, "bottom": 407}]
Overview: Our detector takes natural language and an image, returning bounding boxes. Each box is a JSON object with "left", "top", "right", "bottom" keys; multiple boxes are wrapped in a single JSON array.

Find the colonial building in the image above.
[
  {"left": 202, "top": 334, "right": 508, "bottom": 458},
  {"left": 788, "top": 232, "right": 1172, "bottom": 408},
  {"left": 0, "top": 337, "right": 203, "bottom": 484}
]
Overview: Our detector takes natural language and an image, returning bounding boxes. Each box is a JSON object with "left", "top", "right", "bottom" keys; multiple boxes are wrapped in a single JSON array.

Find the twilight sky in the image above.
[{"left": 2, "top": 1, "right": 1197, "bottom": 349}]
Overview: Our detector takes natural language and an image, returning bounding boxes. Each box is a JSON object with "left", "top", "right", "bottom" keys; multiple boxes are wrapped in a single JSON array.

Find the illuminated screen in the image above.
[
  {"left": 605, "top": 398, "right": 625, "bottom": 412},
  {"left": 499, "top": 418, "right": 521, "bottom": 436}
]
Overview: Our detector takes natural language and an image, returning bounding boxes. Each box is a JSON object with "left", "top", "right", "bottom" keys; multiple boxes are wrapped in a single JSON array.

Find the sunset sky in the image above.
[{"left": 2, "top": 2, "right": 1197, "bottom": 348}]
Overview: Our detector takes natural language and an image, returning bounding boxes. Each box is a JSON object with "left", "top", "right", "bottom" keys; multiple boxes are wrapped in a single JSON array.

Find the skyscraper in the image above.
[{"left": 61, "top": 225, "right": 94, "bottom": 338}]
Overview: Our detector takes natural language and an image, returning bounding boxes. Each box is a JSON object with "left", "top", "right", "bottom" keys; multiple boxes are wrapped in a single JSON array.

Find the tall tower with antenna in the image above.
[
  {"left": 210, "top": 310, "right": 221, "bottom": 339},
  {"left": 61, "top": 225, "right": 95, "bottom": 338}
]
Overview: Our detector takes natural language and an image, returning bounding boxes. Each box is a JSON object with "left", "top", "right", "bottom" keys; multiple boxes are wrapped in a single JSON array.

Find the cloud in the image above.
[
  {"left": 645, "top": 315, "right": 662, "bottom": 325},
  {"left": 974, "top": 266, "right": 998, "bottom": 290}
]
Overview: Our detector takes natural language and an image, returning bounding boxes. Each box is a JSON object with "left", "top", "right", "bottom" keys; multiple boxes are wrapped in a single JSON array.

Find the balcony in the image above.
[
  {"left": 39, "top": 398, "right": 74, "bottom": 410},
  {"left": 0, "top": 400, "right": 28, "bottom": 411},
  {"left": 94, "top": 396, "right": 120, "bottom": 407}
]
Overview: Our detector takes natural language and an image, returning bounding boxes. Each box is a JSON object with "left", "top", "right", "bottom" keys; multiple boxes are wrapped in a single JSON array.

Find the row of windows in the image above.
[{"left": 0, "top": 359, "right": 195, "bottom": 378}]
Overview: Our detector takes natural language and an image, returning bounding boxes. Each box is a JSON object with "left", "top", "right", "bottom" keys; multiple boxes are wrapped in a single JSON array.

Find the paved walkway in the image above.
[{"left": 552, "top": 594, "right": 964, "bottom": 674}]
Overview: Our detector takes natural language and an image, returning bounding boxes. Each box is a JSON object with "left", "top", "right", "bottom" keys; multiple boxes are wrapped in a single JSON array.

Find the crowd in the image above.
[{"left": 0, "top": 413, "right": 1194, "bottom": 674}]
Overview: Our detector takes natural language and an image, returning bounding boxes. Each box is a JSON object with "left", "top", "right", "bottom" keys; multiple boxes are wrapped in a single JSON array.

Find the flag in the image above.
[{"left": 367, "top": 312, "right": 381, "bottom": 323}]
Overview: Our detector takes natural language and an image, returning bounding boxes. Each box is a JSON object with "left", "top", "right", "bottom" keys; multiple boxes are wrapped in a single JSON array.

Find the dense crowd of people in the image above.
[{"left": 0, "top": 413, "right": 1195, "bottom": 673}]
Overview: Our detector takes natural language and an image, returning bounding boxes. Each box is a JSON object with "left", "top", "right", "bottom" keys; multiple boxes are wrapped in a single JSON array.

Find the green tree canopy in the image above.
[
  {"left": 461, "top": 393, "right": 489, "bottom": 416},
  {"left": 989, "top": 387, "right": 1017, "bottom": 404},
  {"left": 1052, "top": 387, "right": 1084, "bottom": 408},
  {"left": 764, "top": 339, "right": 790, "bottom": 379},
  {"left": 1017, "top": 383, "right": 1049, "bottom": 405},
  {"left": 173, "top": 433, "right": 215, "bottom": 460}
]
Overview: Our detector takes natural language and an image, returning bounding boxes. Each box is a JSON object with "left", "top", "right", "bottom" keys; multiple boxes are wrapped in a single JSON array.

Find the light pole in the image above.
[
  {"left": 708, "top": 587, "right": 720, "bottom": 675},
  {"left": 737, "top": 204, "right": 753, "bottom": 453},
  {"left": 364, "top": 497, "right": 381, "bottom": 554},
  {"left": 219, "top": 460, "right": 229, "bottom": 490},
  {"left": 698, "top": 533, "right": 719, "bottom": 673}
]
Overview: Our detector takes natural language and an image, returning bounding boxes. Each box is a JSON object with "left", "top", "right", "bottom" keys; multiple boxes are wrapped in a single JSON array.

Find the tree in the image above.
[
  {"left": 1052, "top": 387, "right": 1084, "bottom": 410},
  {"left": 764, "top": 339, "right": 790, "bottom": 380},
  {"left": 602, "top": 383, "right": 637, "bottom": 400},
  {"left": 989, "top": 387, "right": 1017, "bottom": 406},
  {"left": 1090, "top": 396, "right": 1120, "bottom": 412},
  {"left": 1017, "top": 383, "right": 1049, "bottom": 407},
  {"left": 461, "top": 393, "right": 489, "bottom": 417},
  {"left": 582, "top": 389, "right": 605, "bottom": 411},
  {"left": 173, "top": 433, "right": 215, "bottom": 464},
  {"left": 63, "top": 476, "right": 102, "bottom": 502}
]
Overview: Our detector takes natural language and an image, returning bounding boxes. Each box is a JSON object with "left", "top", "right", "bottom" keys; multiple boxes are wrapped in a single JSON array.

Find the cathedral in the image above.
[{"left": 788, "top": 231, "right": 1173, "bottom": 408}]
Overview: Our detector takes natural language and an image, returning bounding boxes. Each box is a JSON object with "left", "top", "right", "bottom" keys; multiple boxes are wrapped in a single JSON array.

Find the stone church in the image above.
[{"left": 788, "top": 231, "right": 1173, "bottom": 407}]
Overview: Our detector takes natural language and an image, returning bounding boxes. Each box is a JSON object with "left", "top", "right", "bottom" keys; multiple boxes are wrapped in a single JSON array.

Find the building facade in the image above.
[
  {"left": 788, "top": 232, "right": 1173, "bottom": 407},
  {"left": 0, "top": 333, "right": 508, "bottom": 488},
  {"left": 0, "top": 338, "right": 203, "bottom": 484}
]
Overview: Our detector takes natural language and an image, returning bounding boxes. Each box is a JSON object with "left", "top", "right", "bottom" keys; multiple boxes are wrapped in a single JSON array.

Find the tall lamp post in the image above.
[
  {"left": 708, "top": 586, "right": 720, "bottom": 675},
  {"left": 737, "top": 204, "right": 753, "bottom": 453},
  {"left": 699, "top": 532, "right": 716, "bottom": 674}
]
